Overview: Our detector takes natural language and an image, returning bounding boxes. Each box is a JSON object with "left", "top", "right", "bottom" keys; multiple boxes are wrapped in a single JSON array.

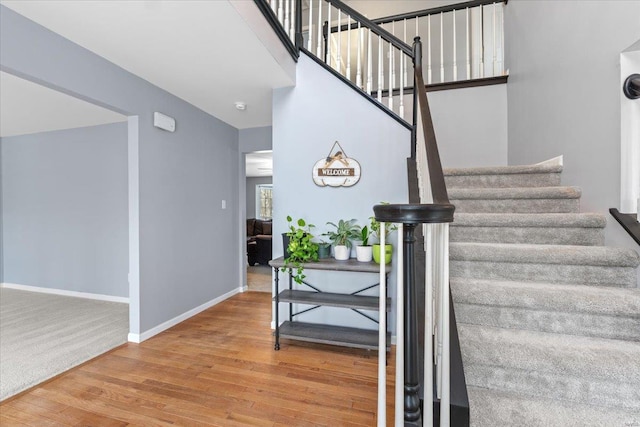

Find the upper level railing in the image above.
[{"left": 256, "top": 1, "right": 470, "bottom": 424}]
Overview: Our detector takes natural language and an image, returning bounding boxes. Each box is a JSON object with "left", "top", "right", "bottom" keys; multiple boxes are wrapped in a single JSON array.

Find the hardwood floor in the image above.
[{"left": 0, "top": 292, "right": 396, "bottom": 426}]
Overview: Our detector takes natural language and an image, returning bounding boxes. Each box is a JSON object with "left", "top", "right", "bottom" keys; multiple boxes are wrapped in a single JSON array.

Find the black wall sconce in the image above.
[{"left": 623, "top": 73, "right": 640, "bottom": 99}]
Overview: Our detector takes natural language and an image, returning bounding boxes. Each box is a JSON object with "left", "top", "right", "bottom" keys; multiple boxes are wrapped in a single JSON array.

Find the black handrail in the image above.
[
  {"left": 412, "top": 37, "right": 450, "bottom": 205},
  {"left": 371, "top": 0, "right": 507, "bottom": 26},
  {"left": 323, "top": 0, "right": 413, "bottom": 56},
  {"left": 253, "top": 0, "right": 299, "bottom": 61}
]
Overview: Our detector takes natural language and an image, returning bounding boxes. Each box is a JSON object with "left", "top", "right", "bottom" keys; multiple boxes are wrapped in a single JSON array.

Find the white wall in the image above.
[
  {"left": 273, "top": 53, "right": 410, "bottom": 332},
  {"left": 505, "top": 0, "right": 640, "bottom": 250},
  {"left": 620, "top": 43, "right": 640, "bottom": 214}
]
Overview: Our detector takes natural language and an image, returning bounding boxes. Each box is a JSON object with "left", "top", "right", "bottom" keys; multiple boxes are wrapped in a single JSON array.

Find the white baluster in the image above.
[
  {"left": 395, "top": 223, "right": 404, "bottom": 427},
  {"left": 377, "top": 222, "right": 387, "bottom": 427},
  {"left": 290, "top": 0, "right": 295, "bottom": 42},
  {"left": 428, "top": 15, "right": 432, "bottom": 84},
  {"left": 307, "top": 0, "right": 313, "bottom": 51},
  {"left": 403, "top": 18, "right": 408, "bottom": 87},
  {"left": 466, "top": 7, "right": 471, "bottom": 80},
  {"left": 316, "top": 0, "right": 322, "bottom": 57},
  {"left": 278, "top": 0, "right": 284, "bottom": 25},
  {"left": 440, "top": 223, "right": 451, "bottom": 427},
  {"left": 500, "top": 2, "right": 505, "bottom": 75},
  {"left": 399, "top": 51, "right": 404, "bottom": 118},
  {"left": 284, "top": 0, "right": 290, "bottom": 38},
  {"left": 480, "top": 5, "right": 484, "bottom": 78},
  {"left": 423, "top": 223, "right": 434, "bottom": 426},
  {"left": 337, "top": 9, "right": 342, "bottom": 73},
  {"left": 367, "top": 30, "right": 372, "bottom": 95},
  {"left": 440, "top": 12, "right": 444, "bottom": 83},
  {"left": 378, "top": 35, "right": 383, "bottom": 102},
  {"left": 435, "top": 224, "right": 443, "bottom": 398},
  {"left": 270, "top": 0, "right": 276, "bottom": 13},
  {"left": 389, "top": 29, "right": 394, "bottom": 111},
  {"left": 347, "top": 15, "right": 352, "bottom": 80},
  {"left": 327, "top": 3, "right": 331, "bottom": 66},
  {"left": 356, "top": 22, "right": 362, "bottom": 88},
  {"left": 453, "top": 9, "right": 458, "bottom": 81},
  {"left": 493, "top": 2, "right": 497, "bottom": 76}
]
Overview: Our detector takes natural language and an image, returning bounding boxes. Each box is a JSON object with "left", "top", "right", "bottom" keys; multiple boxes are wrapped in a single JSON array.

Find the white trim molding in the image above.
[
  {"left": 127, "top": 287, "right": 240, "bottom": 343},
  {"left": 0, "top": 282, "right": 129, "bottom": 303}
]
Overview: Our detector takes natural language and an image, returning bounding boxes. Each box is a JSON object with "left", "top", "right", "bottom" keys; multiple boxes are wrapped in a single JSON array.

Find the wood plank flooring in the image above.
[{"left": 0, "top": 292, "right": 396, "bottom": 426}]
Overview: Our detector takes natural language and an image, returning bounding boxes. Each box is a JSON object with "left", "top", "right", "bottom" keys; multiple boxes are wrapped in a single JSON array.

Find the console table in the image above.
[{"left": 269, "top": 256, "right": 392, "bottom": 352}]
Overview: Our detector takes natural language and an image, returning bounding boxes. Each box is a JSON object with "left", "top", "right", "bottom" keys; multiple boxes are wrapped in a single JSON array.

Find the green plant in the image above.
[
  {"left": 324, "top": 219, "right": 360, "bottom": 249},
  {"left": 369, "top": 203, "right": 398, "bottom": 242},
  {"left": 282, "top": 216, "right": 318, "bottom": 284},
  {"left": 359, "top": 225, "right": 371, "bottom": 246}
]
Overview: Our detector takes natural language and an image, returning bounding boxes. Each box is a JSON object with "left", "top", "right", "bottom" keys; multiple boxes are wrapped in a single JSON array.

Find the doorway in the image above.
[{"left": 245, "top": 150, "right": 273, "bottom": 292}]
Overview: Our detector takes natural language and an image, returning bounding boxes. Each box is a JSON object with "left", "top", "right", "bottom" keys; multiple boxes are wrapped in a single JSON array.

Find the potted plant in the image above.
[
  {"left": 355, "top": 225, "right": 373, "bottom": 262},
  {"left": 370, "top": 215, "right": 397, "bottom": 264},
  {"left": 283, "top": 216, "right": 319, "bottom": 284},
  {"left": 324, "top": 219, "right": 359, "bottom": 261},
  {"left": 315, "top": 239, "right": 332, "bottom": 259}
]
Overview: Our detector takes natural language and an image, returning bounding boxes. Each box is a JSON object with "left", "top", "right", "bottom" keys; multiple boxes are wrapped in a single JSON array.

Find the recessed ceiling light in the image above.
[{"left": 235, "top": 102, "right": 247, "bottom": 111}]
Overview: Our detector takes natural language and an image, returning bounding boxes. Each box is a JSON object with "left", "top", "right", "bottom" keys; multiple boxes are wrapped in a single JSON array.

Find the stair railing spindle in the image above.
[
  {"left": 347, "top": 15, "right": 352, "bottom": 80},
  {"left": 378, "top": 35, "right": 383, "bottom": 102},
  {"left": 317, "top": 1, "right": 322, "bottom": 56},
  {"left": 284, "top": 0, "right": 290, "bottom": 37},
  {"left": 492, "top": 2, "right": 497, "bottom": 76},
  {"left": 327, "top": 3, "right": 331, "bottom": 66},
  {"left": 337, "top": 9, "right": 342, "bottom": 73},
  {"left": 278, "top": 0, "right": 284, "bottom": 24},
  {"left": 428, "top": 15, "right": 432, "bottom": 84},
  {"left": 367, "top": 29, "right": 372, "bottom": 94},
  {"left": 440, "top": 12, "right": 444, "bottom": 82},
  {"left": 389, "top": 31, "right": 394, "bottom": 111},
  {"left": 270, "top": 0, "right": 276, "bottom": 13},
  {"left": 290, "top": 0, "right": 295, "bottom": 41},
  {"left": 453, "top": 10, "right": 458, "bottom": 81},
  {"left": 440, "top": 222, "right": 451, "bottom": 426},
  {"left": 308, "top": 0, "right": 313, "bottom": 51},
  {"left": 500, "top": 2, "right": 505, "bottom": 75},
  {"left": 356, "top": 22, "right": 362, "bottom": 87},
  {"left": 377, "top": 222, "right": 387, "bottom": 427},
  {"left": 466, "top": 7, "right": 471, "bottom": 80},
  {"left": 424, "top": 223, "right": 435, "bottom": 425},
  {"left": 480, "top": 5, "right": 484, "bottom": 78}
]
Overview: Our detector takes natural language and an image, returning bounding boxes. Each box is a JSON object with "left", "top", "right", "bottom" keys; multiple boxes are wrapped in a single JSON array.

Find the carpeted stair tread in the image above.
[
  {"left": 467, "top": 386, "right": 640, "bottom": 427},
  {"left": 449, "top": 186, "right": 581, "bottom": 200},
  {"left": 451, "top": 213, "right": 606, "bottom": 245},
  {"left": 452, "top": 213, "right": 606, "bottom": 228},
  {"left": 450, "top": 242, "right": 640, "bottom": 267},
  {"left": 459, "top": 324, "right": 640, "bottom": 409},
  {"left": 444, "top": 164, "right": 563, "bottom": 177},
  {"left": 451, "top": 278, "right": 640, "bottom": 340}
]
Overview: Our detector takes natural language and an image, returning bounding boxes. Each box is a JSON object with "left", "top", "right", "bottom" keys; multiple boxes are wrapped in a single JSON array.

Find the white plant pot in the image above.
[
  {"left": 356, "top": 246, "right": 373, "bottom": 262},
  {"left": 333, "top": 245, "right": 350, "bottom": 261}
]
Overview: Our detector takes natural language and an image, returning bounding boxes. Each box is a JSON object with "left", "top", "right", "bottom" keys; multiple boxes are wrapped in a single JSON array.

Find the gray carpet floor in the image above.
[{"left": 0, "top": 288, "right": 128, "bottom": 401}]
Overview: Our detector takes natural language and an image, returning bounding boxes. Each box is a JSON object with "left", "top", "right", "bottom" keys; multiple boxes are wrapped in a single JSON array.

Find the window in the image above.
[{"left": 256, "top": 184, "right": 272, "bottom": 220}]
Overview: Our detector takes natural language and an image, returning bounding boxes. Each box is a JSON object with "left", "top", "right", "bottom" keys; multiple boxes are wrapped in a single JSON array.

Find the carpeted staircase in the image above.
[{"left": 445, "top": 163, "right": 640, "bottom": 426}]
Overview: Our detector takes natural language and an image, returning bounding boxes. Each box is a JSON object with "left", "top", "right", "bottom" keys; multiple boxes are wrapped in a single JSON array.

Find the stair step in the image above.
[
  {"left": 459, "top": 324, "right": 640, "bottom": 410},
  {"left": 444, "top": 164, "right": 562, "bottom": 189},
  {"left": 450, "top": 242, "right": 640, "bottom": 287},
  {"left": 468, "top": 386, "right": 640, "bottom": 427},
  {"left": 449, "top": 186, "right": 581, "bottom": 213},
  {"left": 451, "top": 278, "right": 640, "bottom": 341},
  {"left": 451, "top": 213, "right": 606, "bottom": 245}
]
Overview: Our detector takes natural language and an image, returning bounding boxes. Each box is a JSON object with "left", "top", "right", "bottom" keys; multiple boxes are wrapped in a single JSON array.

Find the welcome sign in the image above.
[{"left": 312, "top": 141, "right": 361, "bottom": 187}]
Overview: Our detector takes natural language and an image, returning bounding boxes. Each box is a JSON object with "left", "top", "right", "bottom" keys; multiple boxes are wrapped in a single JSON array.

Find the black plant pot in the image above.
[{"left": 282, "top": 233, "right": 290, "bottom": 259}]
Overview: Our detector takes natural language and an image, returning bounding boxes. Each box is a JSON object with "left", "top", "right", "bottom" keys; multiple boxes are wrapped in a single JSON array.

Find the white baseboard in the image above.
[
  {"left": 240, "top": 284, "right": 248, "bottom": 293},
  {"left": 0, "top": 282, "right": 129, "bottom": 304},
  {"left": 127, "top": 287, "right": 240, "bottom": 343}
]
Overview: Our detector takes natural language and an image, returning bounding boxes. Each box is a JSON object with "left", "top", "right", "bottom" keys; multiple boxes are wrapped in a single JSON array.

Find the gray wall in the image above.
[
  {"left": 1, "top": 5, "right": 240, "bottom": 334},
  {"left": 246, "top": 176, "right": 272, "bottom": 219},
  {"left": 505, "top": 0, "right": 640, "bottom": 250},
  {"left": 239, "top": 126, "right": 272, "bottom": 153},
  {"left": 1, "top": 123, "right": 128, "bottom": 296},
  {"left": 273, "top": 53, "right": 410, "bottom": 332}
]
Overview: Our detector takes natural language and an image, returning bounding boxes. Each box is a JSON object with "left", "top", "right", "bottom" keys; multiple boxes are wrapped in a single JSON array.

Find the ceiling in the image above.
[
  {"left": 0, "top": 1, "right": 457, "bottom": 133},
  {"left": 0, "top": 71, "right": 127, "bottom": 138},
  {"left": 0, "top": 0, "right": 295, "bottom": 130}
]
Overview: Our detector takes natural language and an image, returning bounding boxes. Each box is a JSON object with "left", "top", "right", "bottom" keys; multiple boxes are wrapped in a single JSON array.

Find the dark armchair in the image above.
[{"left": 247, "top": 218, "right": 272, "bottom": 266}]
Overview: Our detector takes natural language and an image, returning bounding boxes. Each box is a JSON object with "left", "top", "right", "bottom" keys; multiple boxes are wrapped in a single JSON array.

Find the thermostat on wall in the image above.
[{"left": 153, "top": 112, "right": 176, "bottom": 132}]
